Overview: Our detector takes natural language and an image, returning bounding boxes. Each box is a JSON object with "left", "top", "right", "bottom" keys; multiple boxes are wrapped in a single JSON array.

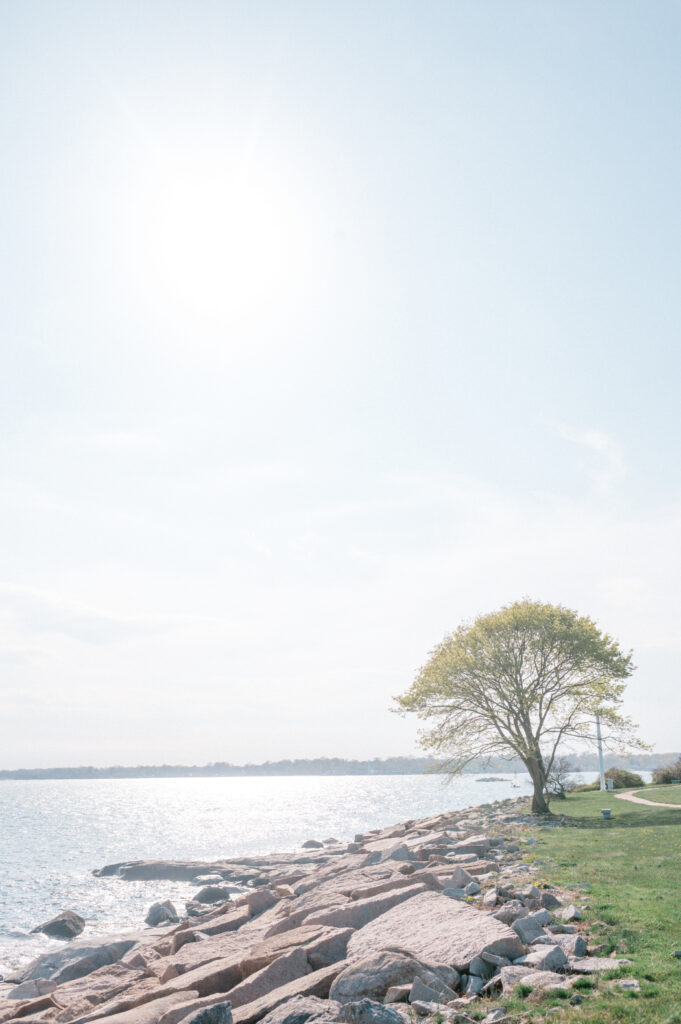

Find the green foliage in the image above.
[
  {"left": 652, "top": 757, "right": 681, "bottom": 785},
  {"left": 575, "top": 767, "right": 645, "bottom": 792},
  {"left": 394, "top": 599, "right": 645, "bottom": 812}
]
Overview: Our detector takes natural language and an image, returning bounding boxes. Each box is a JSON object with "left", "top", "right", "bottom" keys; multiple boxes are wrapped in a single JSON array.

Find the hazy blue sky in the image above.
[{"left": 1, "top": 1, "right": 679, "bottom": 767}]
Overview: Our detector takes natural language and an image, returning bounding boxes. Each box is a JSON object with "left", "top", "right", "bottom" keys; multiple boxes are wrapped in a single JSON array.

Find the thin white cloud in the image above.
[
  {"left": 0, "top": 583, "right": 170, "bottom": 645},
  {"left": 557, "top": 424, "right": 626, "bottom": 492}
]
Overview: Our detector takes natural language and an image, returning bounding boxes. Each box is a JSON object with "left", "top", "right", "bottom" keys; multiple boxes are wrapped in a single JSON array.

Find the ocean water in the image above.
[{"left": 0, "top": 770, "right": 625, "bottom": 977}]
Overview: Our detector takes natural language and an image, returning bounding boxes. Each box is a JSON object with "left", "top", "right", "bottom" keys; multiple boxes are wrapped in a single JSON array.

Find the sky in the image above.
[{"left": 1, "top": 1, "right": 679, "bottom": 768}]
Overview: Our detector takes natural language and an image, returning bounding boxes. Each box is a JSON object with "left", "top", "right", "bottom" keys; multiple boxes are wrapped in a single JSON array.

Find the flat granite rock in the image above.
[
  {"left": 233, "top": 962, "right": 348, "bottom": 1024},
  {"left": 346, "top": 892, "right": 525, "bottom": 971},
  {"left": 11, "top": 933, "right": 153, "bottom": 984},
  {"left": 243, "top": 925, "right": 354, "bottom": 974},
  {"left": 76, "top": 991, "right": 202, "bottom": 1024},
  {"left": 304, "top": 884, "right": 427, "bottom": 931},
  {"left": 223, "top": 949, "right": 312, "bottom": 1010}
]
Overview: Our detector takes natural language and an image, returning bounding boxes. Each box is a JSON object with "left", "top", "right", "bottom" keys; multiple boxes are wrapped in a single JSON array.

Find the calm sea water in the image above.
[{"left": 0, "top": 771, "right": 625, "bottom": 977}]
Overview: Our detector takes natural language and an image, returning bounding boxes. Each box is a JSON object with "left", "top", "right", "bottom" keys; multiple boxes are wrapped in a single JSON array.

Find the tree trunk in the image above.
[{"left": 525, "top": 755, "right": 550, "bottom": 814}]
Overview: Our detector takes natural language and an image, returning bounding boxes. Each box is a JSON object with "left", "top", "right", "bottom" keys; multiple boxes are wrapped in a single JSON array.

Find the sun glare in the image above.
[{"left": 132, "top": 158, "right": 307, "bottom": 332}]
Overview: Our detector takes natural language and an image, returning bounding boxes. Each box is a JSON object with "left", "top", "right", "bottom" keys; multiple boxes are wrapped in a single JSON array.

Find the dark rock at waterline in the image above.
[
  {"left": 145, "top": 900, "right": 179, "bottom": 926},
  {"left": 31, "top": 910, "right": 85, "bottom": 940},
  {"left": 94, "top": 860, "right": 229, "bottom": 881},
  {"left": 195, "top": 886, "right": 236, "bottom": 905}
]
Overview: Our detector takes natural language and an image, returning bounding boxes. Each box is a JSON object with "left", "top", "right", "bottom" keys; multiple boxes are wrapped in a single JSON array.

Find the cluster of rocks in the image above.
[{"left": 0, "top": 798, "right": 631, "bottom": 1024}]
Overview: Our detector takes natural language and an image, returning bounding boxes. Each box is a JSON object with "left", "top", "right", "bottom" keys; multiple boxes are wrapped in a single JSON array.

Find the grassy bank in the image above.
[
  {"left": 496, "top": 790, "right": 681, "bottom": 1023},
  {"left": 638, "top": 786, "right": 681, "bottom": 806}
]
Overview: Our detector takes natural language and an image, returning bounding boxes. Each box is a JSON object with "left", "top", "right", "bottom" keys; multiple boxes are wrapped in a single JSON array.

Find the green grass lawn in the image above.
[
  {"left": 491, "top": 790, "right": 681, "bottom": 1023},
  {"left": 640, "top": 785, "right": 681, "bottom": 806}
]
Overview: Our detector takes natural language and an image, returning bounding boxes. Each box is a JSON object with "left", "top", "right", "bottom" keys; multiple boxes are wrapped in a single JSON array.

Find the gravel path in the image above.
[{"left": 615, "top": 789, "right": 681, "bottom": 808}]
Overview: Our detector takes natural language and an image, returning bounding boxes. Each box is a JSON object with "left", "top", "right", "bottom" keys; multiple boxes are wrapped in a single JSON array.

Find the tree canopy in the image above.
[{"left": 394, "top": 599, "right": 646, "bottom": 813}]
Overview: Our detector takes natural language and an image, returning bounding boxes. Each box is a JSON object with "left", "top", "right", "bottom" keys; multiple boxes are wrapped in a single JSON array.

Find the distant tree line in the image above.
[{"left": 0, "top": 750, "right": 676, "bottom": 781}]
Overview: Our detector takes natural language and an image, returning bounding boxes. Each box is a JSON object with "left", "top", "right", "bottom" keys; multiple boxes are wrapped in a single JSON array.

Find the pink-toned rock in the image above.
[
  {"left": 0, "top": 994, "right": 56, "bottom": 1023},
  {"left": 198, "top": 909, "right": 252, "bottom": 938},
  {"left": 72, "top": 991, "right": 201, "bottom": 1024},
  {"left": 6, "top": 978, "right": 57, "bottom": 1000},
  {"left": 348, "top": 873, "right": 441, "bottom": 902},
  {"left": 303, "top": 885, "right": 426, "bottom": 931},
  {"left": 160, "top": 955, "right": 244, "bottom": 998},
  {"left": 246, "top": 891, "right": 279, "bottom": 916},
  {"left": 61, "top": 978, "right": 167, "bottom": 1023},
  {"left": 50, "top": 963, "right": 145, "bottom": 1013},
  {"left": 233, "top": 961, "right": 348, "bottom": 1024},
  {"left": 158, "top": 992, "right": 236, "bottom": 1024},
  {"left": 224, "top": 949, "right": 311, "bottom": 1009},
  {"left": 346, "top": 892, "right": 525, "bottom": 970},
  {"left": 242, "top": 926, "right": 354, "bottom": 974}
]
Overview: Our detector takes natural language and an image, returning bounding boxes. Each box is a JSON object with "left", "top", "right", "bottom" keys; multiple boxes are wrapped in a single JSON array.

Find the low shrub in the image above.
[
  {"left": 573, "top": 767, "right": 644, "bottom": 792},
  {"left": 606, "top": 767, "right": 645, "bottom": 788},
  {"left": 652, "top": 757, "right": 681, "bottom": 785}
]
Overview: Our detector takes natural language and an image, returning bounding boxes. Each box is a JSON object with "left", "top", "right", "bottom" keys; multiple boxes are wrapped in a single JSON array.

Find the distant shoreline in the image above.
[{"left": 0, "top": 751, "right": 674, "bottom": 781}]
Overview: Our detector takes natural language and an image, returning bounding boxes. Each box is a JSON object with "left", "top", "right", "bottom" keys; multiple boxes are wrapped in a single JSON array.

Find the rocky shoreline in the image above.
[{"left": 0, "top": 797, "right": 630, "bottom": 1024}]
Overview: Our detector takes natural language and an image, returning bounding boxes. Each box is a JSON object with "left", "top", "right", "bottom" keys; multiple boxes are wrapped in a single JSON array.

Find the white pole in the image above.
[{"left": 596, "top": 713, "right": 606, "bottom": 792}]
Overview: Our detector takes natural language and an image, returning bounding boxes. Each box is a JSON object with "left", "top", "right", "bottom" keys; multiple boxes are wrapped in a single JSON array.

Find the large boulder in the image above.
[
  {"left": 348, "top": 873, "right": 440, "bottom": 902},
  {"left": 159, "top": 954, "right": 244, "bottom": 998},
  {"left": 346, "top": 892, "right": 525, "bottom": 971},
  {"left": 304, "top": 884, "right": 426, "bottom": 931},
  {"left": 12, "top": 935, "right": 140, "bottom": 983},
  {"left": 198, "top": 908, "right": 251, "bottom": 937},
  {"left": 195, "top": 888, "right": 235, "bottom": 905},
  {"left": 243, "top": 926, "right": 354, "bottom": 974},
  {"left": 337, "top": 1000, "right": 404, "bottom": 1024},
  {"left": 147, "top": 902, "right": 180, "bottom": 927},
  {"left": 183, "top": 1006, "right": 233, "bottom": 1024},
  {"left": 95, "top": 860, "right": 228, "bottom": 882},
  {"left": 223, "top": 950, "right": 312, "bottom": 1010},
  {"left": 159, "top": 995, "right": 236, "bottom": 1024},
  {"left": 257, "top": 995, "right": 340, "bottom": 1024},
  {"left": 233, "top": 962, "right": 348, "bottom": 1024},
  {"left": 70, "top": 991, "right": 202, "bottom": 1024},
  {"left": 329, "top": 951, "right": 458, "bottom": 1004},
  {"left": 32, "top": 911, "right": 85, "bottom": 940}
]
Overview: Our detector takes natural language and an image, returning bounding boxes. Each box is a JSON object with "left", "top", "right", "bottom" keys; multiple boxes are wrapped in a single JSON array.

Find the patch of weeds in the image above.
[
  {"left": 641, "top": 983, "right": 660, "bottom": 998},
  {"left": 603, "top": 966, "right": 632, "bottom": 981},
  {"left": 573, "top": 977, "right": 596, "bottom": 990},
  {"left": 516, "top": 983, "right": 533, "bottom": 999}
]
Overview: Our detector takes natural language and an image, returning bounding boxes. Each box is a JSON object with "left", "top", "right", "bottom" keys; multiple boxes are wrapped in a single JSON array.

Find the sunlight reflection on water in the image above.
[{"left": 0, "top": 770, "right": 616, "bottom": 974}]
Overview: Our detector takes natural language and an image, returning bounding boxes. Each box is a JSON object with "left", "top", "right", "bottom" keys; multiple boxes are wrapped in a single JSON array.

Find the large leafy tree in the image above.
[{"left": 394, "top": 600, "right": 646, "bottom": 813}]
